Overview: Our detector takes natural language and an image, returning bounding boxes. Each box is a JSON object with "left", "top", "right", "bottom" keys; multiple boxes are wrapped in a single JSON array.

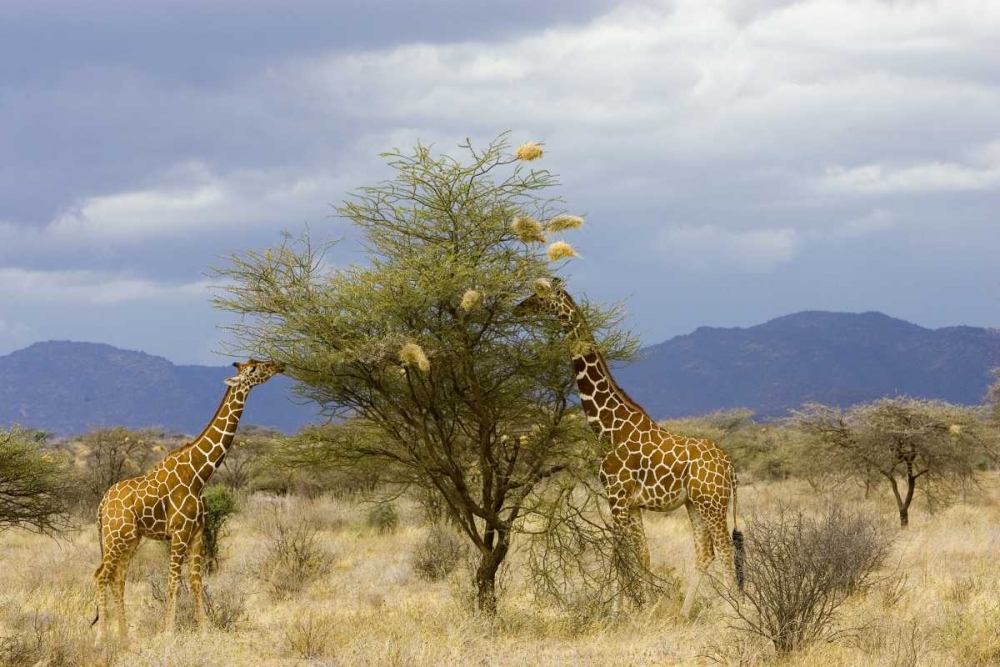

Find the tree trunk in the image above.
[
  {"left": 475, "top": 533, "right": 509, "bottom": 615},
  {"left": 899, "top": 473, "right": 916, "bottom": 529}
]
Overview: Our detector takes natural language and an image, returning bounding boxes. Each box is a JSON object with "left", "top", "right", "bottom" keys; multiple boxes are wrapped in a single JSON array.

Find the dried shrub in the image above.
[
  {"left": 413, "top": 524, "right": 466, "bottom": 581},
  {"left": 365, "top": 502, "right": 400, "bottom": 534},
  {"left": 525, "top": 477, "right": 673, "bottom": 616},
  {"left": 0, "top": 610, "right": 108, "bottom": 667},
  {"left": 719, "top": 503, "right": 894, "bottom": 654},
  {"left": 254, "top": 509, "right": 334, "bottom": 598},
  {"left": 286, "top": 612, "right": 334, "bottom": 659},
  {"left": 204, "top": 583, "right": 249, "bottom": 632}
]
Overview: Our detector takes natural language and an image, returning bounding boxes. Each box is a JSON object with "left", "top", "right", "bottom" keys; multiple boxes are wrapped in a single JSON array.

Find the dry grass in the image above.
[{"left": 2, "top": 477, "right": 999, "bottom": 665}]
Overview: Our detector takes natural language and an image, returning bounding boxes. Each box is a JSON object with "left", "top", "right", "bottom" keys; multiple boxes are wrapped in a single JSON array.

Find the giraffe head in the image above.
[
  {"left": 515, "top": 278, "right": 589, "bottom": 338},
  {"left": 224, "top": 358, "right": 284, "bottom": 390}
]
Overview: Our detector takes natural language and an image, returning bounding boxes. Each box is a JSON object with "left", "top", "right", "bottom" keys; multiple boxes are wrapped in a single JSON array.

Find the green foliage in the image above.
[
  {"left": 365, "top": 502, "right": 399, "bottom": 534},
  {"left": 263, "top": 423, "right": 384, "bottom": 498},
  {"left": 0, "top": 426, "right": 72, "bottom": 533},
  {"left": 202, "top": 485, "right": 239, "bottom": 573},
  {"left": 214, "top": 133, "right": 634, "bottom": 613}
]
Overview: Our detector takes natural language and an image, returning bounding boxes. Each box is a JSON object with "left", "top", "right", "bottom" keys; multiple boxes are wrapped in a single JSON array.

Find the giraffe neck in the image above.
[
  {"left": 184, "top": 385, "right": 248, "bottom": 493},
  {"left": 572, "top": 348, "right": 653, "bottom": 444}
]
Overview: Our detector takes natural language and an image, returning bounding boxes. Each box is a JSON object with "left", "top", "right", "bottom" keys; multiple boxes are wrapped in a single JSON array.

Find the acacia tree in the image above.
[
  {"left": 792, "top": 398, "right": 996, "bottom": 527},
  {"left": 0, "top": 426, "right": 72, "bottom": 533},
  {"left": 214, "top": 135, "right": 630, "bottom": 613}
]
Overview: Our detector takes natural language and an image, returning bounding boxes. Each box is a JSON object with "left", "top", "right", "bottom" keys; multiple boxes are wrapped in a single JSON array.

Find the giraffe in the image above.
[
  {"left": 92, "top": 359, "right": 283, "bottom": 644},
  {"left": 516, "top": 279, "right": 743, "bottom": 617}
]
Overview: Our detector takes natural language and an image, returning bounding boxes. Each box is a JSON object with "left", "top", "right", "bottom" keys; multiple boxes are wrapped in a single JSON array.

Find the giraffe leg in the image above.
[
  {"left": 681, "top": 500, "right": 714, "bottom": 619},
  {"left": 113, "top": 556, "right": 131, "bottom": 644},
  {"left": 188, "top": 524, "right": 207, "bottom": 630},
  {"left": 628, "top": 507, "right": 651, "bottom": 571},
  {"left": 165, "top": 533, "right": 188, "bottom": 635},
  {"left": 705, "top": 505, "right": 736, "bottom": 589},
  {"left": 93, "top": 563, "right": 112, "bottom": 646}
]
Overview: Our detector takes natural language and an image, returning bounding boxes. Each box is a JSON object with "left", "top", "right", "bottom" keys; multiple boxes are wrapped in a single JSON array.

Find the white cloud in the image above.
[
  {"left": 288, "top": 0, "right": 999, "bottom": 167},
  {"left": 657, "top": 224, "right": 799, "bottom": 272},
  {"left": 816, "top": 157, "right": 1000, "bottom": 195},
  {"left": 0, "top": 268, "right": 212, "bottom": 304},
  {"left": 43, "top": 162, "right": 355, "bottom": 246}
]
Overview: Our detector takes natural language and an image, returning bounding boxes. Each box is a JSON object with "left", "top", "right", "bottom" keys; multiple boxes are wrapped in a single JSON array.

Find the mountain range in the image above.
[
  {"left": 615, "top": 310, "right": 1000, "bottom": 418},
  {"left": 0, "top": 341, "right": 318, "bottom": 435},
  {"left": 1, "top": 311, "right": 997, "bottom": 435}
]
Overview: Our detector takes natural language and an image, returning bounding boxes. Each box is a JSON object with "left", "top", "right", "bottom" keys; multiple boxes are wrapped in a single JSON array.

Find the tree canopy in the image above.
[
  {"left": 792, "top": 398, "right": 996, "bottom": 527},
  {"left": 215, "top": 134, "right": 634, "bottom": 612},
  {"left": 0, "top": 426, "right": 72, "bottom": 533}
]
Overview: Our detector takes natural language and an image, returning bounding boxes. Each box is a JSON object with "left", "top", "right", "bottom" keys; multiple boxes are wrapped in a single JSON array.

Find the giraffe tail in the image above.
[{"left": 731, "top": 470, "right": 745, "bottom": 592}]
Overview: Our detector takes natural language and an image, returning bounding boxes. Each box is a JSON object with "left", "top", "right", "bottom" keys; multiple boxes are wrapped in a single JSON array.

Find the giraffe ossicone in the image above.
[
  {"left": 517, "top": 282, "right": 743, "bottom": 617},
  {"left": 92, "top": 358, "right": 283, "bottom": 645}
]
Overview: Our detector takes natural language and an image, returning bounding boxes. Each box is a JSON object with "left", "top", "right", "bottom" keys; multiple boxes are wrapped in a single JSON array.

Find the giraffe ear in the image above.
[{"left": 224, "top": 376, "right": 240, "bottom": 387}]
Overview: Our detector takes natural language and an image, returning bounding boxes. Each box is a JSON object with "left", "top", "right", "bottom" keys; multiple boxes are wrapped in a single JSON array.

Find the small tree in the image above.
[
  {"left": 0, "top": 426, "right": 72, "bottom": 533},
  {"left": 792, "top": 399, "right": 996, "bottom": 528},
  {"left": 215, "top": 134, "right": 631, "bottom": 613}
]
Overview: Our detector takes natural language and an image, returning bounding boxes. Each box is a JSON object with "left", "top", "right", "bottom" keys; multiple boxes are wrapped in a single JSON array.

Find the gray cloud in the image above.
[{"left": 1, "top": 0, "right": 998, "bottom": 362}]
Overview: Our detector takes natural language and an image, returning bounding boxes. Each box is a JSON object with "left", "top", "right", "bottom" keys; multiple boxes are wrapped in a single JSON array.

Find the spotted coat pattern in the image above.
[
  {"left": 93, "top": 359, "right": 281, "bottom": 644},
  {"left": 519, "top": 283, "right": 737, "bottom": 616}
]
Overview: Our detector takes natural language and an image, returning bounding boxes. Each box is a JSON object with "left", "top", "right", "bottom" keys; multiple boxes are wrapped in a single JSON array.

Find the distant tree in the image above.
[
  {"left": 0, "top": 426, "right": 72, "bottom": 533},
  {"left": 81, "top": 427, "right": 159, "bottom": 506},
  {"left": 214, "top": 134, "right": 630, "bottom": 613},
  {"left": 987, "top": 367, "right": 1000, "bottom": 423},
  {"left": 215, "top": 425, "right": 282, "bottom": 492},
  {"left": 792, "top": 399, "right": 996, "bottom": 527}
]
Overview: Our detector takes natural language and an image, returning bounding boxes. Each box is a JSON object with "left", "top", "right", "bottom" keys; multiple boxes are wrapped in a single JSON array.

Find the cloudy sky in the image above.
[{"left": 1, "top": 0, "right": 998, "bottom": 364}]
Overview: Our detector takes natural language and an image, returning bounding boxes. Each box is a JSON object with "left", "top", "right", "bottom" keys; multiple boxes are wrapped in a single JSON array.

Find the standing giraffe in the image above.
[
  {"left": 517, "top": 279, "right": 742, "bottom": 617},
  {"left": 92, "top": 359, "right": 283, "bottom": 644}
]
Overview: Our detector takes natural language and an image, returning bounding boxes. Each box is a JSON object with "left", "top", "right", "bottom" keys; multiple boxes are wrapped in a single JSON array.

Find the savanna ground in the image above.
[{"left": 3, "top": 474, "right": 999, "bottom": 667}]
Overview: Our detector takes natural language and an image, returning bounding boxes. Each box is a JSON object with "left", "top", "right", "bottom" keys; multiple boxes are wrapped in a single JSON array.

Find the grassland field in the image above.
[{"left": 2, "top": 474, "right": 999, "bottom": 667}]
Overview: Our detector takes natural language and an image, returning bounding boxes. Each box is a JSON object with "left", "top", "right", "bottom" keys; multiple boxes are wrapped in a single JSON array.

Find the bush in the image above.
[
  {"left": 286, "top": 612, "right": 334, "bottom": 659},
  {"left": 720, "top": 503, "right": 893, "bottom": 654},
  {"left": 202, "top": 485, "right": 239, "bottom": 573},
  {"left": 204, "top": 582, "right": 248, "bottom": 632},
  {"left": 365, "top": 503, "right": 400, "bottom": 534},
  {"left": 413, "top": 524, "right": 466, "bottom": 581},
  {"left": 254, "top": 509, "right": 334, "bottom": 598},
  {"left": 0, "top": 427, "right": 72, "bottom": 533}
]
